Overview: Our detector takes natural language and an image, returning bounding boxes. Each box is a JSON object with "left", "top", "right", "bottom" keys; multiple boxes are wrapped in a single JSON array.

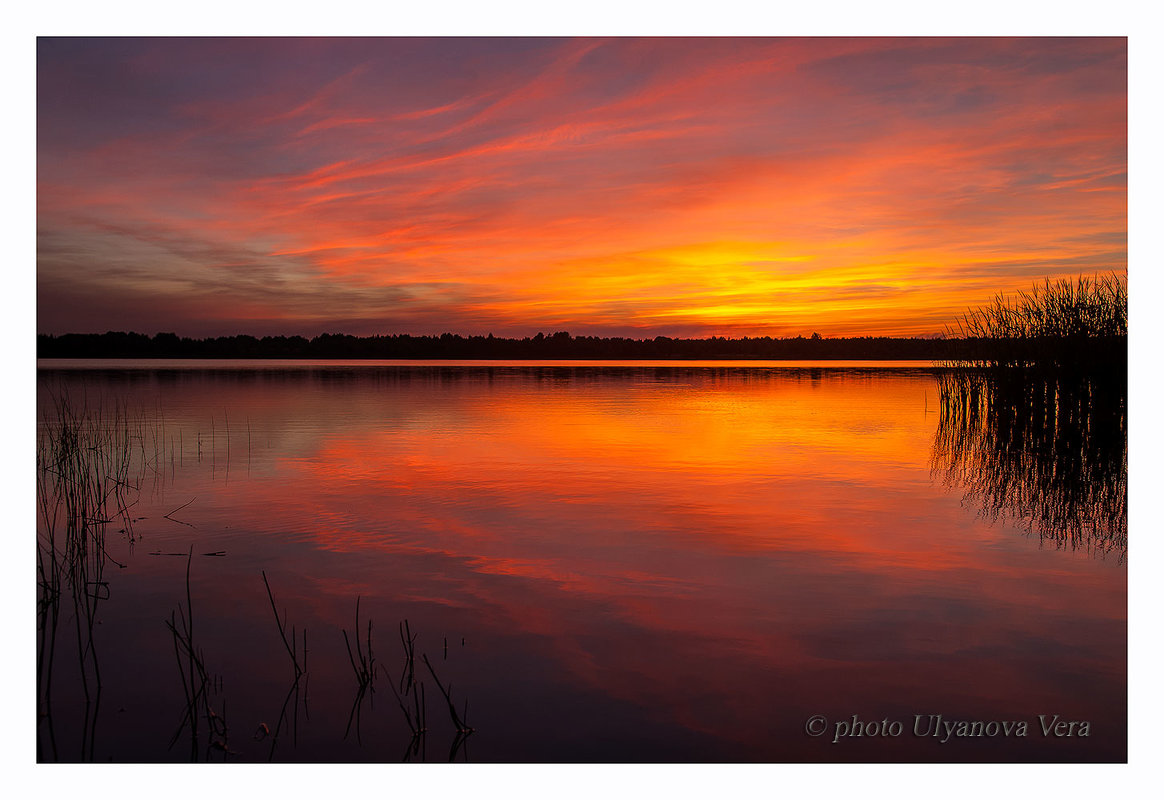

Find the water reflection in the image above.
[
  {"left": 36, "top": 397, "right": 133, "bottom": 761},
  {"left": 36, "top": 365, "right": 1127, "bottom": 762},
  {"left": 931, "top": 371, "right": 1127, "bottom": 559}
]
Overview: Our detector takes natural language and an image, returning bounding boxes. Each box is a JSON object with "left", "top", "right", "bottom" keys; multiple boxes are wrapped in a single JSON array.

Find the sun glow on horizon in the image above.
[{"left": 37, "top": 37, "right": 1126, "bottom": 339}]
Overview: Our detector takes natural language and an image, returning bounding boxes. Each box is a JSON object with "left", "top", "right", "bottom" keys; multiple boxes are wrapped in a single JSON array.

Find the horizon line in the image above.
[{"left": 38, "top": 330, "right": 954, "bottom": 341}]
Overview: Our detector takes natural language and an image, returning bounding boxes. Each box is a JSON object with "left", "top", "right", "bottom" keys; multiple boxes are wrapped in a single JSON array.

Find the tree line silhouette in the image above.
[{"left": 38, "top": 330, "right": 956, "bottom": 360}]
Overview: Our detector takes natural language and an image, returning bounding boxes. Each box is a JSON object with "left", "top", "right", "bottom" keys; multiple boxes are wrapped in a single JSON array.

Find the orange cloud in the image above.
[{"left": 37, "top": 38, "right": 1126, "bottom": 337}]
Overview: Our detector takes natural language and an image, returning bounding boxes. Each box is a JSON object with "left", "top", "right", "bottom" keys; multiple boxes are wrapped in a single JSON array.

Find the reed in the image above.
[
  {"left": 37, "top": 391, "right": 485, "bottom": 761},
  {"left": 932, "top": 369, "right": 1126, "bottom": 558},
  {"left": 946, "top": 273, "right": 1127, "bottom": 372},
  {"left": 165, "top": 547, "right": 232, "bottom": 761},
  {"left": 261, "top": 671, "right": 309, "bottom": 761},
  {"left": 261, "top": 571, "right": 306, "bottom": 680},
  {"left": 933, "top": 274, "right": 1127, "bottom": 558},
  {"left": 398, "top": 619, "right": 417, "bottom": 694},
  {"left": 341, "top": 597, "right": 376, "bottom": 743},
  {"left": 422, "top": 653, "right": 473, "bottom": 735},
  {"left": 342, "top": 596, "right": 376, "bottom": 691},
  {"left": 164, "top": 496, "right": 197, "bottom": 528},
  {"left": 373, "top": 618, "right": 432, "bottom": 759},
  {"left": 257, "top": 571, "right": 309, "bottom": 759},
  {"left": 36, "top": 391, "right": 153, "bottom": 760}
]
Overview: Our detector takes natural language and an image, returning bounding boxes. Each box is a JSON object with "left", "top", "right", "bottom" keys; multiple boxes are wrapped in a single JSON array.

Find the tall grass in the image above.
[
  {"left": 948, "top": 273, "right": 1127, "bottom": 371},
  {"left": 165, "top": 547, "right": 232, "bottom": 761},
  {"left": 933, "top": 274, "right": 1127, "bottom": 558},
  {"left": 258, "top": 572, "right": 309, "bottom": 761},
  {"left": 37, "top": 391, "right": 477, "bottom": 762},
  {"left": 36, "top": 393, "right": 142, "bottom": 761},
  {"left": 342, "top": 597, "right": 376, "bottom": 743},
  {"left": 388, "top": 619, "right": 428, "bottom": 759},
  {"left": 37, "top": 390, "right": 190, "bottom": 760}
]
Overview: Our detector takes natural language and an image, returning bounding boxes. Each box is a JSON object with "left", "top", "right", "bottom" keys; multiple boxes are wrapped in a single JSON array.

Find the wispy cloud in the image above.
[{"left": 37, "top": 37, "right": 1126, "bottom": 337}]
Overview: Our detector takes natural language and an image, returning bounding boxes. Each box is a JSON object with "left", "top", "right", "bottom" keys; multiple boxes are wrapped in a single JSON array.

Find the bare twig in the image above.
[
  {"left": 163, "top": 496, "right": 197, "bottom": 527},
  {"left": 261, "top": 571, "right": 304, "bottom": 679},
  {"left": 422, "top": 654, "right": 472, "bottom": 734}
]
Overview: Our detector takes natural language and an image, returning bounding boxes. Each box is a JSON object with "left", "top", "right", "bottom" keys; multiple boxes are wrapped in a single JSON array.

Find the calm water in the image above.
[{"left": 35, "top": 361, "right": 1126, "bottom": 762}]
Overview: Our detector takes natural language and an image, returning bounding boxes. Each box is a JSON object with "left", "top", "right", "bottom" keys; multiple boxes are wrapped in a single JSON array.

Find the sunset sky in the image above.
[{"left": 36, "top": 37, "right": 1127, "bottom": 339}]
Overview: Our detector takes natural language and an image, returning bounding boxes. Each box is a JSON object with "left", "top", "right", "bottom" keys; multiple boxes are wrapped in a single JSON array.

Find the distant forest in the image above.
[{"left": 37, "top": 331, "right": 955, "bottom": 360}]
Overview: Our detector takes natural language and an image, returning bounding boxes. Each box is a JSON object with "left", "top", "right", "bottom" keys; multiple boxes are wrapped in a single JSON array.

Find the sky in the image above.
[{"left": 36, "top": 37, "right": 1127, "bottom": 339}]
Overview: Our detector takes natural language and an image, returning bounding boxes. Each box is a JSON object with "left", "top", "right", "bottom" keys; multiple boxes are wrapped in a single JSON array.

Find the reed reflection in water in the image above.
[
  {"left": 931, "top": 370, "right": 1127, "bottom": 560},
  {"left": 35, "top": 363, "right": 1127, "bottom": 762}
]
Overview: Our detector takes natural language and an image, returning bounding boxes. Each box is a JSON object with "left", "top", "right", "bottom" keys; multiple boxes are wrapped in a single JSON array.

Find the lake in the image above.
[{"left": 35, "top": 361, "right": 1127, "bottom": 762}]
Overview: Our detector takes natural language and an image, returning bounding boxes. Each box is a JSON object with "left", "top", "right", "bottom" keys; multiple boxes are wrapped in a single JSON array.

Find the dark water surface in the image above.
[{"left": 36, "top": 361, "right": 1126, "bottom": 762}]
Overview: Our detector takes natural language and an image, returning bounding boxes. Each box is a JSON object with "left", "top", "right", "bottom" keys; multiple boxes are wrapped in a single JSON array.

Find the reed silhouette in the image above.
[
  {"left": 933, "top": 273, "right": 1127, "bottom": 557},
  {"left": 944, "top": 273, "right": 1126, "bottom": 373},
  {"left": 259, "top": 571, "right": 310, "bottom": 760},
  {"left": 932, "top": 369, "right": 1126, "bottom": 559},
  {"left": 36, "top": 390, "right": 483, "bottom": 762},
  {"left": 36, "top": 393, "right": 144, "bottom": 761},
  {"left": 165, "top": 547, "right": 233, "bottom": 761},
  {"left": 342, "top": 597, "right": 376, "bottom": 744},
  {"left": 386, "top": 619, "right": 428, "bottom": 760}
]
